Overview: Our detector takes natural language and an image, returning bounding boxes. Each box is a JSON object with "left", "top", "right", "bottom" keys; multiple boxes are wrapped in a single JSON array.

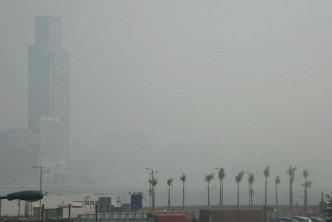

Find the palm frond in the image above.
[
  {"left": 287, "top": 165, "right": 297, "bottom": 183},
  {"left": 302, "top": 181, "right": 313, "bottom": 188},
  {"left": 180, "top": 174, "right": 186, "bottom": 182},
  {"left": 287, "top": 165, "right": 297, "bottom": 175},
  {"left": 248, "top": 173, "right": 255, "bottom": 184},
  {"left": 148, "top": 176, "right": 158, "bottom": 186},
  {"left": 204, "top": 173, "right": 215, "bottom": 182},
  {"left": 167, "top": 178, "right": 174, "bottom": 187},
  {"left": 218, "top": 168, "right": 225, "bottom": 180},
  {"left": 263, "top": 166, "right": 271, "bottom": 177},
  {"left": 275, "top": 176, "right": 280, "bottom": 185},
  {"left": 235, "top": 171, "right": 244, "bottom": 183},
  {"left": 263, "top": 166, "right": 270, "bottom": 178}
]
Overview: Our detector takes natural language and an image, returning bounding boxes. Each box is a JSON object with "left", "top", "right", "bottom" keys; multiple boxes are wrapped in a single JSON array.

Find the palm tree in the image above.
[
  {"left": 180, "top": 174, "right": 186, "bottom": 210},
  {"left": 235, "top": 171, "right": 244, "bottom": 209},
  {"left": 263, "top": 166, "right": 270, "bottom": 208},
  {"left": 167, "top": 178, "right": 173, "bottom": 211},
  {"left": 217, "top": 168, "right": 225, "bottom": 208},
  {"left": 286, "top": 165, "right": 297, "bottom": 211},
  {"left": 148, "top": 176, "right": 158, "bottom": 211},
  {"left": 302, "top": 170, "right": 312, "bottom": 212},
  {"left": 302, "top": 181, "right": 313, "bottom": 212},
  {"left": 275, "top": 176, "right": 280, "bottom": 210},
  {"left": 303, "top": 169, "right": 308, "bottom": 212},
  {"left": 204, "top": 173, "right": 215, "bottom": 209},
  {"left": 248, "top": 173, "right": 255, "bottom": 208}
]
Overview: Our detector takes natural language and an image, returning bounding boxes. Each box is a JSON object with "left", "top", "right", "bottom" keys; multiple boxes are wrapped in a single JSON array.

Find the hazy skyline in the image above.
[{"left": 0, "top": 0, "right": 331, "bottom": 206}]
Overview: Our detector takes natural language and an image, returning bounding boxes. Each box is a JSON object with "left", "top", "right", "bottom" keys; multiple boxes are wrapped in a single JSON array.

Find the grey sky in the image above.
[{"left": 0, "top": 0, "right": 331, "bottom": 205}]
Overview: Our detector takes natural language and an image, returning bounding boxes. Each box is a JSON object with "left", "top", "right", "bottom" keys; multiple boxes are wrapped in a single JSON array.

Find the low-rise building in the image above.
[{"left": 0, "top": 193, "right": 121, "bottom": 218}]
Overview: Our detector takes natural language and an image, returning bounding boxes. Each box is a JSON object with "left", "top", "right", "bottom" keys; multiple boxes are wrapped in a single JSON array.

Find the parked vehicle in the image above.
[
  {"left": 280, "top": 217, "right": 300, "bottom": 222},
  {"left": 294, "top": 216, "right": 313, "bottom": 222},
  {"left": 310, "top": 217, "right": 326, "bottom": 222}
]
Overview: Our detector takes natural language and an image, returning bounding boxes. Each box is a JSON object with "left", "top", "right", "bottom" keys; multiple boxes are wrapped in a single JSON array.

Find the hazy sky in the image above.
[{"left": 0, "top": 0, "right": 331, "bottom": 205}]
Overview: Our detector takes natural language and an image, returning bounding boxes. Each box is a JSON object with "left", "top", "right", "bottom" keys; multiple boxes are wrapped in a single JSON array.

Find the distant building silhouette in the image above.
[
  {"left": 0, "top": 16, "right": 70, "bottom": 185},
  {"left": 0, "top": 129, "right": 39, "bottom": 185},
  {"left": 28, "top": 16, "right": 70, "bottom": 173}
]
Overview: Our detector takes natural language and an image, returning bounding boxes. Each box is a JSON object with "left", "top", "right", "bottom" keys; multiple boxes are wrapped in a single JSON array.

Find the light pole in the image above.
[
  {"left": 33, "top": 166, "right": 49, "bottom": 217},
  {"left": 146, "top": 168, "right": 158, "bottom": 211},
  {"left": 243, "top": 171, "right": 258, "bottom": 209}
]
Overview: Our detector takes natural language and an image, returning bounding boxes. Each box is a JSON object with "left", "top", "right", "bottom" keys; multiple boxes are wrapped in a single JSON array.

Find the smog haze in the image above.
[{"left": 0, "top": 0, "right": 331, "bottom": 206}]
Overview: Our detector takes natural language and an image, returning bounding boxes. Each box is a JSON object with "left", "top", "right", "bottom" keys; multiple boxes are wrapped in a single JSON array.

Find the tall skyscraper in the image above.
[
  {"left": 28, "top": 16, "right": 69, "bottom": 132},
  {"left": 28, "top": 16, "right": 70, "bottom": 171}
]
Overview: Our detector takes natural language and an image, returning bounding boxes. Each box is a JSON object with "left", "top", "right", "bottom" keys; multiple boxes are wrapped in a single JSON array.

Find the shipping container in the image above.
[
  {"left": 131, "top": 194, "right": 143, "bottom": 211},
  {"left": 149, "top": 212, "right": 191, "bottom": 222},
  {"left": 200, "top": 209, "right": 266, "bottom": 222}
]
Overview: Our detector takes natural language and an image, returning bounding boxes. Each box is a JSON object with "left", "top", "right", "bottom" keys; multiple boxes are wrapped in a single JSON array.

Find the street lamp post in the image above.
[
  {"left": 243, "top": 171, "right": 258, "bottom": 209},
  {"left": 146, "top": 168, "right": 158, "bottom": 211},
  {"left": 33, "top": 166, "right": 49, "bottom": 218}
]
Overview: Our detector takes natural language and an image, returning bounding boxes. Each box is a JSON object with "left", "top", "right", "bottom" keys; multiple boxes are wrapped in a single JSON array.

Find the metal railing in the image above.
[
  {"left": 75, "top": 210, "right": 199, "bottom": 222},
  {"left": 266, "top": 210, "right": 326, "bottom": 221}
]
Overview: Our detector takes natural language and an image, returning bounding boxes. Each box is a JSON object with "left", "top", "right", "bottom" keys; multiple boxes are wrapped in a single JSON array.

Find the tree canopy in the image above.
[
  {"left": 180, "top": 174, "right": 186, "bottom": 182},
  {"left": 275, "top": 176, "right": 280, "bottom": 185},
  {"left": 235, "top": 172, "right": 244, "bottom": 183},
  {"left": 218, "top": 168, "right": 225, "bottom": 180},
  {"left": 204, "top": 173, "right": 215, "bottom": 183},
  {"left": 167, "top": 178, "right": 173, "bottom": 187},
  {"left": 264, "top": 166, "right": 270, "bottom": 178},
  {"left": 287, "top": 165, "right": 297, "bottom": 183}
]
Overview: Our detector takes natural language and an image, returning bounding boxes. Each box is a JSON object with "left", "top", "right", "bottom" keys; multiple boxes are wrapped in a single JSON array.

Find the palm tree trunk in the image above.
[
  {"left": 290, "top": 181, "right": 293, "bottom": 211},
  {"left": 208, "top": 182, "right": 210, "bottom": 209},
  {"left": 250, "top": 183, "right": 253, "bottom": 208},
  {"left": 276, "top": 184, "right": 279, "bottom": 211},
  {"left": 153, "top": 186, "right": 156, "bottom": 211},
  {"left": 168, "top": 186, "right": 170, "bottom": 211},
  {"left": 304, "top": 178, "right": 308, "bottom": 212},
  {"left": 182, "top": 182, "right": 185, "bottom": 210},
  {"left": 248, "top": 183, "right": 250, "bottom": 207},
  {"left": 265, "top": 177, "right": 267, "bottom": 208},
  {"left": 303, "top": 184, "right": 307, "bottom": 212},
  {"left": 219, "top": 179, "right": 222, "bottom": 208},
  {"left": 237, "top": 182, "right": 240, "bottom": 209},
  {"left": 221, "top": 179, "right": 224, "bottom": 208}
]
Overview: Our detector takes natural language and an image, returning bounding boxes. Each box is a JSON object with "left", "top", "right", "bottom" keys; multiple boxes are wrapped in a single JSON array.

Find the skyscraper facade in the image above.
[
  {"left": 28, "top": 16, "right": 69, "bottom": 132},
  {"left": 28, "top": 16, "right": 70, "bottom": 171}
]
